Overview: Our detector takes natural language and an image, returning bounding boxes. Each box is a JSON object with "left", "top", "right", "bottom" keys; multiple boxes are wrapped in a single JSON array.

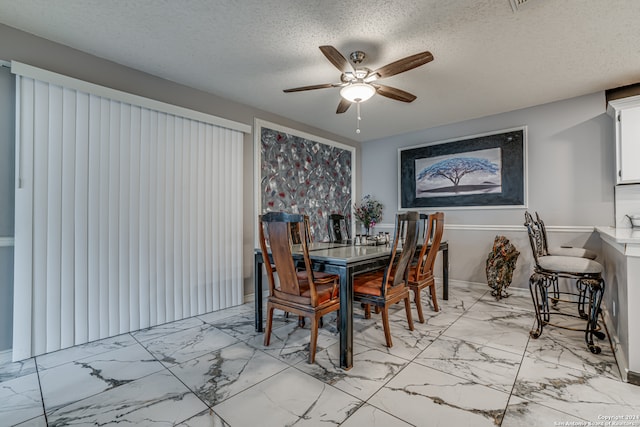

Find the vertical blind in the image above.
[{"left": 12, "top": 63, "right": 247, "bottom": 360}]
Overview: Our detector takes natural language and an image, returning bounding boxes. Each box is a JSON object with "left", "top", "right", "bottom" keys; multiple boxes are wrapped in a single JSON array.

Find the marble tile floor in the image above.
[{"left": 1, "top": 282, "right": 639, "bottom": 426}]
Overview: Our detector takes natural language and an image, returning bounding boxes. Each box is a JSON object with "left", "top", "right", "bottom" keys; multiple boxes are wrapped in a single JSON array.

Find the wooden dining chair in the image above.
[
  {"left": 327, "top": 213, "right": 350, "bottom": 243},
  {"left": 258, "top": 212, "right": 341, "bottom": 363},
  {"left": 407, "top": 212, "right": 444, "bottom": 323},
  {"left": 353, "top": 211, "right": 420, "bottom": 347}
]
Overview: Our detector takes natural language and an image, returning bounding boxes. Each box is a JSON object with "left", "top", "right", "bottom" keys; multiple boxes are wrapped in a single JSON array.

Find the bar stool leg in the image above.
[
  {"left": 550, "top": 276, "right": 560, "bottom": 307},
  {"left": 577, "top": 280, "right": 588, "bottom": 320},
  {"left": 529, "top": 273, "right": 549, "bottom": 339},
  {"left": 582, "top": 278, "right": 606, "bottom": 354}
]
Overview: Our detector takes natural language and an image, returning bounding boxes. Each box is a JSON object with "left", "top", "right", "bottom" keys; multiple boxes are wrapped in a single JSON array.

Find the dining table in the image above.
[{"left": 254, "top": 240, "right": 449, "bottom": 370}]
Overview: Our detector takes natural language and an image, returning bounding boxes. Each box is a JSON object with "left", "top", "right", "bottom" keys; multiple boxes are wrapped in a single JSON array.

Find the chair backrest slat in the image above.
[
  {"left": 383, "top": 211, "right": 420, "bottom": 292},
  {"left": 328, "top": 214, "right": 350, "bottom": 243},
  {"left": 414, "top": 212, "right": 445, "bottom": 281},
  {"left": 268, "top": 221, "right": 300, "bottom": 294},
  {"left": 258, "top": 214, "right": 277, "bottom": 294},
  {"left": 290, "top": 216, "right": 313, "bottom": 244}
]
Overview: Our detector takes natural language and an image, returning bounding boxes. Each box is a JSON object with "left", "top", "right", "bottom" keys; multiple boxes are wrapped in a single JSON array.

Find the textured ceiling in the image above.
[{"left": 1, "top": 0, "right": 639, "bottom": 142}]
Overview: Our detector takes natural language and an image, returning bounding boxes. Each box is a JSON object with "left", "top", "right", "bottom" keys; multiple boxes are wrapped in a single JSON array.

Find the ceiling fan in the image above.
[{"left": 283, "top": 45, "right": 434, "bottom": 115}]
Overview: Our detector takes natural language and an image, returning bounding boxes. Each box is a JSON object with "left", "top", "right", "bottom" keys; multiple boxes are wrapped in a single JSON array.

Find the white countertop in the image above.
[{"left": 596, "top": 226, "right": 640, "bottom": 244}]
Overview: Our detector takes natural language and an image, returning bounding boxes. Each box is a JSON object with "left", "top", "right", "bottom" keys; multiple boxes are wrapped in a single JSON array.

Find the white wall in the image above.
[{"left": 361, "top": 92, "right": 616, "bottom": 289}]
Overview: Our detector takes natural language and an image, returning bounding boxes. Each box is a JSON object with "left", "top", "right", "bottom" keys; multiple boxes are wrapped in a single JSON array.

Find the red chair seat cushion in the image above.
[
  {"left": 353, "top": 271, "right": 387, "bottom": 296},
  {"left": 299, "top": 281, "right": 339, "bottom": 304}
]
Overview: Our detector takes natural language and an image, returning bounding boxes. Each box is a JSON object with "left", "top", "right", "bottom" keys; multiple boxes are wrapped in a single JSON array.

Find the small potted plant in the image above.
[{"left": 353, "top": 195, "right": 383, "bottom": 237}]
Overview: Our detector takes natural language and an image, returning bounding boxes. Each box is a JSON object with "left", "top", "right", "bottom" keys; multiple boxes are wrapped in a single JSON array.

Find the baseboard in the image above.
[
  {"left": 368, "top": 223, "right": 594, "bottom": 233},
  {"left": 0, "top": 348, "right": 12, "bottom": 364},
  {"left": 243, "top": 289, "right": 269, "bottom": 303},
  {"left": 627, "top": 370, "right": 640, "bottom": 386},
  {"left": 602, "top": 306, "right": 628, "bottom": 383},
  {"left": 0, "top": 237, "right": 14, "bottom": 247},
  {"left": 446, "top": 278, "right": 486, "bottom": 287}
]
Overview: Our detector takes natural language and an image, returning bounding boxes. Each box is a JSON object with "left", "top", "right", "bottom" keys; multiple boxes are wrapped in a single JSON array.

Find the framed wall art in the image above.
[
  {"left": 398, "top": 127, "right": 527, "bottom": 210},
  {"left": 254, "top": 119, "right": 356, "bottom": 242}
]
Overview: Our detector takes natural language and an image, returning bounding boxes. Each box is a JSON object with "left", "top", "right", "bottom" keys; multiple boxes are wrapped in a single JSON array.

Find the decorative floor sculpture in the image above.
[{"left": 486, "top": 235, "right": 520, "bottom": 300}]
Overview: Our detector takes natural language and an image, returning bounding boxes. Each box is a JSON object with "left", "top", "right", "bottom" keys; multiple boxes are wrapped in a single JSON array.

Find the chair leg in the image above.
[
  {"left": 430, "top": 284, "right": 440, "bottom": 312},
  {"left": 381, "top": 306, "right": 393, "bottom": 347},
  {"left": 404, "top": 295, "right": 414, "bottom": 331},
  {"left": 309, "top": 316, "right": 319, "bottom": 364},
  {"left": 413, "top": 286, "right": 425, "bottom": 323},
  {"left": 364, "top": 304, "right": 371, "bottom": 319},
  {"left": 264, "top": 304, "right": 275, "bottom": 346}
]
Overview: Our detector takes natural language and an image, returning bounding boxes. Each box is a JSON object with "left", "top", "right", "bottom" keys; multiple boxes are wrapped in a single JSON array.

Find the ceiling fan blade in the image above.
[
  {"left": 372, "top": 51, "right": 434, "bottom": 79},
  {"left": 375, "top": 84, "right": 417, "bottom": 103},
  {"left": 319, "top": 45, "right": 352, "bottom": 73},
  {"left": 336, "top": 98, "right": 351, "bottom": 114},
  {"left": 283, "top": 83, "right": 335, "bottom": 93}
]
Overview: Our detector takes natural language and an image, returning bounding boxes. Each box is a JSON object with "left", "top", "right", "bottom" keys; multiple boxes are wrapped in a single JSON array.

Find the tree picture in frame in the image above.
[{"left": 399, "top": 127, "right": 527, "bottom": 209}]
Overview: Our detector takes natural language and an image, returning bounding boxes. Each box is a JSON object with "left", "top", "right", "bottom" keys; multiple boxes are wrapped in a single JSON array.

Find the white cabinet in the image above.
[
  {"left": 608, "top": 95, "right": 640, "bottom": 184},
  {"left": 597, "top": 227, "right": 640, "bottom": 384}
]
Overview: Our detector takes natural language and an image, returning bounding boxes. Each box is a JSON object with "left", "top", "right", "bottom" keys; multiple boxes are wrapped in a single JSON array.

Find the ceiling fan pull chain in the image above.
[{"left": 356, "top": 101, "right": 361, "bottom": 134}]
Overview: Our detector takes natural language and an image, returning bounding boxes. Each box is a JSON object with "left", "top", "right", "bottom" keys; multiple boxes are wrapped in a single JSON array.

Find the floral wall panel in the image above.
[{"left": 260, "top": 124, "right": 353, "bottom": 242}]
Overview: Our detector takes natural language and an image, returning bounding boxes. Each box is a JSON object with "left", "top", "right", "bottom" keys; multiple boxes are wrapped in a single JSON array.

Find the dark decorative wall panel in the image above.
[{"left": 259, "top": 123, "right": 353, "bottom": 242}]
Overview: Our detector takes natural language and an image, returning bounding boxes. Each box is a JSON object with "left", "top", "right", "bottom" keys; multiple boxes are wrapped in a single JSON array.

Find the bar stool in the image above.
[
  {"left": 524, "top": 212, "right": 606, "bottom": 354},
  {"left": 525, "top": 212, "right": 597, "bottom": 307}
]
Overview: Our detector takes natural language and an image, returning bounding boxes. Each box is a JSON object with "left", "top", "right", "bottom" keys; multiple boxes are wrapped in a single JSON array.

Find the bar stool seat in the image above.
[
  {"left": 537, "top": 255, "right": 603, "bottom": 275},
  {"left": 548, "top": 246, "right": 598, "bottom": 260}
]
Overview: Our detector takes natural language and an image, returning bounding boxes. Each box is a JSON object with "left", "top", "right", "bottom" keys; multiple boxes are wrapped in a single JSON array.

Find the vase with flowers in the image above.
[{"left": 353, "top": 194, "right": 384, "bottom": 237}]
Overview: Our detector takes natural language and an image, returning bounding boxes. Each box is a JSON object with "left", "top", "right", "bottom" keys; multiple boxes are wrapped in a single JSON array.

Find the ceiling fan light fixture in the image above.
[{"left": 340, "top": 83, "right": 376, "bottom": 103}]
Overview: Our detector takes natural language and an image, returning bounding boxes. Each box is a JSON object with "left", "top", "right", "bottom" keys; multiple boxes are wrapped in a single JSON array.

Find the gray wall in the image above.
[
  {"left": 0, "top": 23, "right": 361, "bottom": 350},
  {"left": 361, "top": 92, "right": 616, "bottom": 289}
]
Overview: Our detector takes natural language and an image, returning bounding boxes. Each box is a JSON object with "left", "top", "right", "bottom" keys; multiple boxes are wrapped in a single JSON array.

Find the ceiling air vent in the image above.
[{"left": 509, "top": 0, "right": 532, "bottom": 12}]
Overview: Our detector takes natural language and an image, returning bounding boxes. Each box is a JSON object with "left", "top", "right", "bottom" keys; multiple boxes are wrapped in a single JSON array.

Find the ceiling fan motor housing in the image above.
[{"left": 349, "top": 51, "right": 366, "bottom": 64}]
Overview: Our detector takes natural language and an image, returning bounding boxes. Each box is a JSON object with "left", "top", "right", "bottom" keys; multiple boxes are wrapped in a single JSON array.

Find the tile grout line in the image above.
[{"left": 34, "top": 355, "right": 49, "bottom": 427}]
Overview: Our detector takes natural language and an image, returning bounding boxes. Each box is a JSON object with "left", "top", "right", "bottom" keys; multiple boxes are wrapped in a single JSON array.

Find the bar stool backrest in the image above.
[{"left": 524, "top": 211, "right": 546, "bottom": 266}]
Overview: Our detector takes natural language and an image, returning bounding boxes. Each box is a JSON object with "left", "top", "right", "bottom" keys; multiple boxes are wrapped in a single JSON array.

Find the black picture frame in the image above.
[{"left": 398, "top": 127, "right": 527, "bottom": 210}]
